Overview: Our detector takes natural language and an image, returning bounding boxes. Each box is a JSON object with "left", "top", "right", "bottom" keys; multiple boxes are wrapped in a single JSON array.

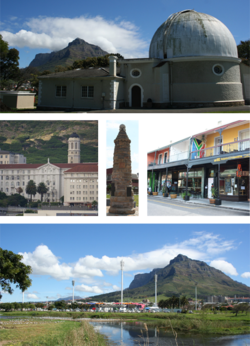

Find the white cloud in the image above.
[
  {"left": 20, "top": 245, "right": 103, "bottom": 281},
  {"left": 1, "top": 15, "right": 148, "bottom": 58},
  {"left": 241, "top": 272, "right": 250, "bottom": 278},
  {"left": 210, "top": 260, "right": 238, "bottom": 276},
  {"left": 75, "top": 284, "right": 103, "bottom": 294},
  {"left": 112, "top": 285, "right": 120, "bottom": 290},
  {"left": 26, "top": 293, "right": 38, "bottom": 299}
]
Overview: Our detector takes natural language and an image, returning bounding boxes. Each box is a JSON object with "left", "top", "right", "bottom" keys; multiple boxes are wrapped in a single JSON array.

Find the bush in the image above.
[
  {"left": 50, "top": 202, "right": 60, "bottom": 206},
  {"left": 29, "top": 202, "right": 38, "bottom": 208},
  {"left": 24, "top": 209, "right": 37, "bottom": 213}
]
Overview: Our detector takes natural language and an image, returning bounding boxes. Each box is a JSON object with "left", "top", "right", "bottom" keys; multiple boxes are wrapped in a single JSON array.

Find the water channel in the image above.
[{"left": 90, "top": 321, "right": 250, "bottom": 346}]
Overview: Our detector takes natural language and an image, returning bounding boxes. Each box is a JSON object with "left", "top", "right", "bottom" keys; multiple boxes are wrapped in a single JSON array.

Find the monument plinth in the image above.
[{"left": 109, "top": 124, "right": 135, "bottom": 215}]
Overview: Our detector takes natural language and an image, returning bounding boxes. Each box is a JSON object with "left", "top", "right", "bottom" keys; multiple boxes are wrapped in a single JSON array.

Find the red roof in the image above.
[
  {"left": 64, "top": 163, "right": 98, "bottom": 173},
  {"left": 0, "top": 164, "right": 43, "bottom": 168}
]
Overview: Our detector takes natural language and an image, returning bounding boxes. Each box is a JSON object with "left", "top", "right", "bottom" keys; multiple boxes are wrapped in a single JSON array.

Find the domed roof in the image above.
[
  {"left": 69, "top": 132, "right": 79, "bottom": 138},
  {"left": 149, "top": 10, "right": 238, "bottom": 59}
]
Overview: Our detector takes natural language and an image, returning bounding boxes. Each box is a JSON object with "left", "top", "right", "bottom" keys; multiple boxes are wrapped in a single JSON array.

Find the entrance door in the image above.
[
  {"left": 214, "top": 137, "right": 221, "bottom": 155},
  {"left": 131, "top": 86, "right": 141, "bottom": 108}
]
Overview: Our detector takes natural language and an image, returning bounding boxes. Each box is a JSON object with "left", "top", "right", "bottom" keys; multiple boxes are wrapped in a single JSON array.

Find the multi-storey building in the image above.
[
  {"left": 148, "top": 120, "right": 250, "bottom": 202},
  {"left": 0, "top": 133, "right": 98, "bottom": 205},
  {"left": 0, "top": 149, "right": 26, "bottom": 164}
]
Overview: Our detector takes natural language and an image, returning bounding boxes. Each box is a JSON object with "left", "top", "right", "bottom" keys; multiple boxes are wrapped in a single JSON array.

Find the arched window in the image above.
[
  {"left": 75, "top": 142, "right": 77, "bottom": 149},
  {"left": 71, "top": 143, "right": 73, "bottom": 149}
]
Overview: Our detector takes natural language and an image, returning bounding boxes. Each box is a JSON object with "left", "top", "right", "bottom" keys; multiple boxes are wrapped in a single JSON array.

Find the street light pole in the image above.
[{"left": 120, "top": 260, "right": 124, "bottom": 307}]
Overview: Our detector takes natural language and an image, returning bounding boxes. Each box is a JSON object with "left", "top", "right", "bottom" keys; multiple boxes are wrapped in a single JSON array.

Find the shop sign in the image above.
[
  {"left": 214, "top": 153, "right": 250, "bottom": 162},
  {"left": 242, "top": 171, "right": 249, "bottom": 176}
]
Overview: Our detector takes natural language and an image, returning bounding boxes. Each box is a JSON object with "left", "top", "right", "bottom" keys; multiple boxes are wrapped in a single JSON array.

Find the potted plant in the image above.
[
  {"left": 181, "top": 191, "right": 191, "bottom": 201},
  {"left": 209, "top": 186, "right": 218, "bottom": 204},
  {"left": 153, "top": 179, "right": 158, "bottom": 195},
  {"left": 170, "top": 191, "right": 177, "bottom": 199},
  {"left": 162, "top": 184, "right": 168, "bottom": 197}
]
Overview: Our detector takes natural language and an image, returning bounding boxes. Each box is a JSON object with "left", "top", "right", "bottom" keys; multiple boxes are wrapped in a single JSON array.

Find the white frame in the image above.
[
  {"left": 238, "top": 128, "right": 250, "bottom": 151},
  {"left": 130, "top": 68, "right": 142, "bottom": 78},
  {"left": 212, "top": 64, "right": 224, "bottom": 76},
  {"left": 163, "top": 151, "right": 168, "bottom": 163}
]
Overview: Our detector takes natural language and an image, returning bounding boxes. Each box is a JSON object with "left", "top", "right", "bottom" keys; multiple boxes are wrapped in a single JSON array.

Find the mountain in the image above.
[
  {"left": 90, "top": 254, "right": 250, "bottom": 301},
  {"left": 29, "top": 38, "right": 109, "bottom": 72},
  {"left": 0, "top": 120, "right": 98, "bottom": 163},
  {"left": 56, "top": 296, "right": 84, "bottom": 301}
]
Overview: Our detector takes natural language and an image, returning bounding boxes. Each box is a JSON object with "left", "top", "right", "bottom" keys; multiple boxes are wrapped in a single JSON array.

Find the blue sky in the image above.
[
  {"left": 106, "top": 120, "right": 139, "bottom": 173},
  {"left": 1, "top": 0, "right": 249, "bottom": 68},
  {"left": 0, "top": 224, "right": 249, "bottom": 303}
]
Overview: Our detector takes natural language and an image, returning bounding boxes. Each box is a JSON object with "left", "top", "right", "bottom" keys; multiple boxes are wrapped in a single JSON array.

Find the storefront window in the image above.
[
  {"left": 219, "top": 168, "right": 238, "bottom": 196},
  {"left": 178, "top": 170, "right": 202, "bottom": 192}
]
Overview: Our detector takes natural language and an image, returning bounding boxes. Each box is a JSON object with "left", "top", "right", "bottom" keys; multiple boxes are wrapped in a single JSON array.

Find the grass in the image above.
[
  {"left": 0, "top": 319, "right": 108, "bottom": 346},
  {"left": 201, "top": 111, "right": 250, "bottom": 115},
  {"left": 3, "top": 311, "right": 250, "bottom": 335}
]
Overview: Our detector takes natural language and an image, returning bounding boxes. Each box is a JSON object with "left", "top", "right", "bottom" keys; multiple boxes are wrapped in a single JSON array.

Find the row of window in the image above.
[
  {"left": 56, "top": 86, "right": 94, "bottom": 98},
  {"left": 70, "top": 197, "right": 97, "bottom": 201},
  {"left": 70, "top": 185, "right": 98, "bottom": 189},
  {"left": 70, "top": 191, "right": 96, "bottom": 195}
]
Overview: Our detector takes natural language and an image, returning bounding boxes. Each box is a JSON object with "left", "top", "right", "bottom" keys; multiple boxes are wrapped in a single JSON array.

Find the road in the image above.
[{"left": 147, "top": 197, "right": 250, "bottom": 216}]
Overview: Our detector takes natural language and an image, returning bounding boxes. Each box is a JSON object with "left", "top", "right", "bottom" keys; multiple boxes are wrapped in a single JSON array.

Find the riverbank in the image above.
[
  {"left": 0, "top": 319, "right": 109, "bottom": 346},
  {"left": 2, "top": 311, "right": 249, "bottom": 335}
]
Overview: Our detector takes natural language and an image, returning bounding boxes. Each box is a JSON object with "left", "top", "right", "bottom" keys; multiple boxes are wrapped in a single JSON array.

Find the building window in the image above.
[
  {"left": 130, "top": 69, "right": 141, "bottom": 78},
  {"left": 212, "top": 64, "right": 224, "bottom": 76},
  {"left": 82, "top": 86, "right": 94, "bottom": 98},
  {"left": 164, "top": 152, "right": 168, "bottom": 163},
  {"left": 56, "top": 86, "right": 67, "bottom": 97},
  {"left": 158, "top": 154, "right": 162, "bottom": 164}
]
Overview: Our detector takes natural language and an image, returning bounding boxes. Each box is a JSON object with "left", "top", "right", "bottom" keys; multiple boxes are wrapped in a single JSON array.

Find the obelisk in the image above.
[{"left": 109, "top": 124, "right": 135, "bottom": 214}]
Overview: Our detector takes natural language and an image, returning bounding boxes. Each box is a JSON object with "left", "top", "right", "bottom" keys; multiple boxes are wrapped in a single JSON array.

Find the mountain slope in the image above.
[
  {"left": 0, "top": 121, "right": 98, "bottom": 163},
  {"left": 90, "top": 255, "right": 250, "bottom": 301},
  {"left": 29, "top": 38, "right": 109, "bottom": 72}
]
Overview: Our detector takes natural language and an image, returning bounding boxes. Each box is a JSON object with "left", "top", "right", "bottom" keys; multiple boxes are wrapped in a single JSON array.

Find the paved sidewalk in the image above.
[{"left": 148, "top": 195, "right": 250, "bottom": 212}]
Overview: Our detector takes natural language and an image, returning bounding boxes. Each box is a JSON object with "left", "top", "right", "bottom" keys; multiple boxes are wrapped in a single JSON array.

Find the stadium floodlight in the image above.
[
  {"left": 155, "top": 274, "right": 158, "bottom": 307},
  {"left": 72, "top": 280, "right": 75, "bottom": 303},
  {"left": 120, "top": 260, "right": 124, "bottom": 307}
]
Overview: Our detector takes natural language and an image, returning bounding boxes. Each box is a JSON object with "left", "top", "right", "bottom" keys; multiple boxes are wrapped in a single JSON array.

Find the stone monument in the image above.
[{"left": 109, "top": 124, "right": 135, "bottom": 215}]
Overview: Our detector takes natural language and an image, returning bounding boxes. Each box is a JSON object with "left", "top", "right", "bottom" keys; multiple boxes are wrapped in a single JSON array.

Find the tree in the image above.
[
  {"left": 16, "top": 187, "right": 23, "bottom": 195},
  {"left": 54, "top": 300, "right": 67, "bottom": 310},
  {"left": 180, "top": 296, "right": 189, "bottom": 308},
  {"left": 26, "top": 180, "right": 37, "bottom": 202},
  {"left": 60, "top": 196, "right": 64, "bottom": 204},
  {"left": 0, "top": 34, "right": 20, "bottom": 89},
  {"left": 8, "top": 193, "right": 27, "bottom": 207},
  {"left": 14, "top": 66, "right": 39, "bottom": 91},
  {"left": 237, "top": 40, "right": 250, "bottom": 65},
  {"left": 37, "top": 182, "right": 48, "bottom": 202},
  {"left": 0, "top": 248, "right": 32, "bottom": 295}
]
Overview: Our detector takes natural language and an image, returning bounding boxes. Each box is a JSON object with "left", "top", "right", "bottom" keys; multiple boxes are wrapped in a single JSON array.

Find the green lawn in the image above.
[{"left": 201, "top": 111, "right": 250, "bottom": 115}]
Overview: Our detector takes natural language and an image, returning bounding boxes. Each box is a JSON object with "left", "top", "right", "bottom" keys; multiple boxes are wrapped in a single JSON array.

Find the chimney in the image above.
[{"left": 109, "top": 56, "right": 117, "bottom": 77}]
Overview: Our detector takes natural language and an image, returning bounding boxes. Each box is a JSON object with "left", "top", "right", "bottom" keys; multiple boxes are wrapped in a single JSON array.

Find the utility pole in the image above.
[
  {"left": 120, "top": 260, "right": 124, "bottom": 307},
  {"left": 72, "top": 280, "right": 75, "bottom": 303},
  {"left": 155, "top": 274, "right": 157, "bottom": 307},
  {"left": 195, "top": 283, "right": 198, "bottom": 311}
]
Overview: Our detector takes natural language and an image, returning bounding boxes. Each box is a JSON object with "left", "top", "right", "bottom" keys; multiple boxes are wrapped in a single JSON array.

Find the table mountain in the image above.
[
  {"left": 127, "top": 254, "right": 249, "bottom": 297},
  {"left": 90, "top": 254, "right": 249, "bottom": 301},
  {"left": 29, "top": 38, "right": 109, "bottom": 72}
]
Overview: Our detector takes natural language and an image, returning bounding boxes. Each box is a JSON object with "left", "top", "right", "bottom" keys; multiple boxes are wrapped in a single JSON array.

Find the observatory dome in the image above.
[
  {"left": 149, "top": 10, "right": 238, "bottom": 59},
  {"left": 69, "top": 132, "right": 79, "bottom": 138}
]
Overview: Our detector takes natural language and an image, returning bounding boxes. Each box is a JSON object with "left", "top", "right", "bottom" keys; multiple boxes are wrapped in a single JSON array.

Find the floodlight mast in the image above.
[
  {"left": 72, "top": 280, "right": 75, "bottom": 303},
  {"left": 120, "top": 260, "right": 124, "bottom": 307},
  {"left": 155, "top": 274, "right": 158, "bottom": 307},
  {"left": 195, "top": 283, "right": 198, "bottom": 311}
]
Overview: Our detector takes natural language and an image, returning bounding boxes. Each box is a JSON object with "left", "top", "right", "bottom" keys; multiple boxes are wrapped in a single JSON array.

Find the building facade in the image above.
[
  {"left": 148, "top": 121, "right": 250, "bottom": 202},
  {"left": 38, "top": 10, "right": 249, "bottom": 110},
  {"left": 0, "top": 150, "right": 26, "bottom": 164},
  {"left": 0, "top": 133, "right": 98, "bottom": 205}
]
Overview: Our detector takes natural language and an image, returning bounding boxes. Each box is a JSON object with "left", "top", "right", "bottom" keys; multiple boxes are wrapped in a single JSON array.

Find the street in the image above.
[{"left": 147, "top": 196, "right": 250, "bottom": 216}]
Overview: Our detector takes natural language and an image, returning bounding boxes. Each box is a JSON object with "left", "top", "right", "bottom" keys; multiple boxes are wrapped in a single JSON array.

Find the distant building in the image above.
[
  {"left": 206, "top": 295, "right": 226, "bottom": 303},
  {"left": 0, "top": 149, "right": 26, "bottom": 164}
]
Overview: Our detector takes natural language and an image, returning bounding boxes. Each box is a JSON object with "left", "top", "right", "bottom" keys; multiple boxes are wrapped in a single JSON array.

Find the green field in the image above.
[
  {"left": 0, "top": 318, "right": 108, "bottom": 346},
  {"left": 2, "top": 311, "right": 250, "bottom": 336}
]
